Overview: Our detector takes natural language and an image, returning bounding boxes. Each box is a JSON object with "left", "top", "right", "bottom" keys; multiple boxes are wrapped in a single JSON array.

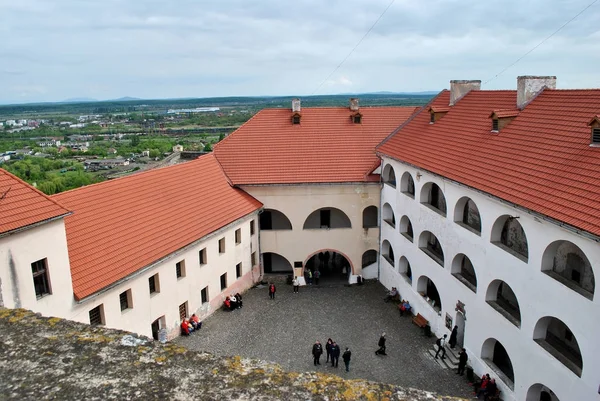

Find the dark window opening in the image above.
[
  {"left": 292, "top": 115, "right": 301, "bottom": 124},
  {"left": 430, "top": 112, "right": 435, "bottom": 124},
  {"left": 219, "top": 238, "right": 225, "bottom": 254},
  {"left": 176, "top": 261, "right": 185, "bottom": 278},
  {"left": 199, "top": 248, "right": 207, "bottom": 265},
  {"left": 31, "top": 258, "right": 51, "bottom": 298},
  {"left": 294, "top": 261, "right": 303, "bottom": 268},
  {"left": 492, "top": 119, "right": 499, "bottom": 131},
  {"left": 260, "top": 211, "right": 272, "bottom": 230},
  {"left": 592, "top": 127, "right": 600, "bottom": 143},
  {"left": 353, "top": 115, "right": 362, "bottom": 124},
  {"left": 235, "top": 228, "right": 241, "bottom": 244},
  {"left": 362, "top": 250, "right": 378, "bottom": 268},
  {"left": 320, "top": 209, "right": 331, "bottom": 228},
  {"left": 119, "top": 290, "right": 130, "bottom": 311},
  {"left": 149, "top": 274, "right": 159, "bottom": 294},
  {"left": 220, "top": 273, "right": 227, "bottom": 290},
  {"left": 89, "top": 305, "right": 103, "bottom": 325},
  {"left": 251, "top": 252, "right": 257, "bottom": 266},
  {"left": 250, "top": 220, "right": 255, "bottom": 235},
  {"left": 179, "top": 302, "right": 188, "bottom": 321},
  {"left": 236, "top": 262, "right": 242, "bottom": 278},
  {"left": 201, "top": 287, "right": 209, "bottom": 304}
]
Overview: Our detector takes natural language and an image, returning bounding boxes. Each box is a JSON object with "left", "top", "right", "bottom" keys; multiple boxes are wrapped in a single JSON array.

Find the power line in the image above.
[
  {"left": 484, "top": 0, "right": 599, "bottom": 85},
  {"left": 311, "top": 0, "right": 396, "bottom": 95}
]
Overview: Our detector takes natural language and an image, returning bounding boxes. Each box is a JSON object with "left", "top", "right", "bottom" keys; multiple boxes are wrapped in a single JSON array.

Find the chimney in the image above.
[
  {"left": 517, "top": 76, "right": 556, "bottom": 109},
  {"left": 349, "top": 98, "right": 359, "bottom": 111},
  {"left": 292, "top": 98, "right": 301, "bottom": 113},
  {"left": 449, "top": 80, "right": 481, "bottom": 106}
]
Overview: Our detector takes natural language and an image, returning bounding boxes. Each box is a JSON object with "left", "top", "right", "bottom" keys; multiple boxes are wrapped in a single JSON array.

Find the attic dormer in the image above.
[
  {"left": 291, "top": 98, "right": 301, "bottom": 124},
  {"left": 588, "top": 115, "right": 600, "bottom": 145},
  {"left": 428, "top": 106, "right": 450, "bottom": 124},
  {"left": 489, "top": 109, "right": 519, "bottom": 132},
  {"left": 292, "top": 113, "right": 301, "bottom": 125},
  {"left": 349, "top": 98, "right": 362, "bottom": 123},
  {"left": 351, "top": 112, "right": 362, "bottom": 124}
]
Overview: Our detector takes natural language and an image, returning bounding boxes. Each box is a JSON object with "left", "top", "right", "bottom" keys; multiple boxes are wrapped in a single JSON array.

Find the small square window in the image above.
[
  {"left": 219, "top": 238, "right": 226, "bottom": 254},
  {"left": 119, "top": 289, "right": 132, "bottom": 311},
  {"left": 235, "top": 228, "right": 241, "bottom": 245},
  {"left": 199, "top": 248, "right": 207, "bottom": 265},
  {"left": 179, "top": 301, "right": 188, "bottom": 321},
  {"left": 236, "top": 262, "right": 242, "bottom": 278},
  {"left": 176, "top": 260, "right": 186, "bottom": 279},
  {"left": 250, "top": 220, "right": 255, "bottom": 236},
  {"left": 353, "top": 115, "right": 361, "bottom": 124},
  {"left": 294, "top": 261, "right": 303, "bottom": 268},
  {"left": 292, "top": 115, "right": 301, "bottom": 124},
  {"left": 251, "top": 252, "right": 257, "bottom": 266},
  {"left": 31, "top": 258, "right": 51, "bottom": 298},
  {"left": 492, "top": 119, "right": 499, "bottom": 131},
  {"left": 592, "top": 127, "right": 600, "bottom": 144},
  {"left": 89, "top": 305, "right": 104, "bottom": 325},
  {"left": 149, "top": 273, "right": 160, "bottom": 294},
  {"left": 201, "top": 286, "right": 209, "bottom": 304},
  {"left": 220, "top": 273, "right": 227, "bottom": 290}
]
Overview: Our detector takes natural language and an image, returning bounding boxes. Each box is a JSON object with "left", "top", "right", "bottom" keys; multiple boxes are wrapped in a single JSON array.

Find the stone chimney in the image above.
[
  {"left": 449, "top": 80, "right": 481, "bottom": 106},
  {"left": 291, "top": 98, "right": 301, "bottom": 113},
  {"left": 349, "top": 98, "right": 359, "bottom": 111},
  {"left": 517, "top": 76, "right": 556, "bottom": 109}
]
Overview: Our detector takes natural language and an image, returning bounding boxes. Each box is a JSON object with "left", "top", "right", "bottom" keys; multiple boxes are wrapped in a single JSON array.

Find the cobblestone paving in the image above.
[{"left": 176, "top": 278, "right": 473, "bottom": 398}]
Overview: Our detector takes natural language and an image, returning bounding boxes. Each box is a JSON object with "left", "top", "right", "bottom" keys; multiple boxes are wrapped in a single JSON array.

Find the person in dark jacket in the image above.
[
  {"left": 457, "top": 348, "right": 468, "bottom": 375},
  {"left": 375, "top": 333, "right": 387, "bottom": 355},
  {"left": 330, "top": 342, "right": 340, "bottom": 367},
  {"left": 449, "top": 325, "right": 458, "bottom": 349},
  {"left": 325, "top": 338, "right": 333, "bottom": 363},
  {"left": 342, "top": 347, "right": 352, "bottom": 372},
  {"left": 312, "top": 340, "right": 323, "bottom": 366},
  {"left": 484, "top": 379, "right": 497, "bottom": 400}
]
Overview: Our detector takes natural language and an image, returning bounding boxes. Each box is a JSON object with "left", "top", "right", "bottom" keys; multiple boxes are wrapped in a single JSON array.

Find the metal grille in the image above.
[
  {"left": 492, "top": 119, "right": 499, "bottom": 131},
  {"left": 149, "top": 275, "right": 157, "bottom": 294},
  {"left": 593, "top": 128, "right": 600, "bottom": 143},
  {"left": 176, "top": 262, "right": 183, "bottom": 278},
  {"left": 119, "top": 291, "right": 129, "bottom": 311},
  {"left": 179, "top": 302, "right": 187, "bottom": 321},
  {"left": 31, "top": 259, "right": 50, "bottom": 298},
  {"left": 89, "top": 306, "right": 103, "bottom": 325}
]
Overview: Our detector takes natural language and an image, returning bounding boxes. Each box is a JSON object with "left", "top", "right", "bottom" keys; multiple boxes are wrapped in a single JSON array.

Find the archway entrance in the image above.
[
  {"left": 455, "top": 312, "right": 466, "bottom": 348},
  {"left": 305, "top": 250, "right": 352, "bottom": 284}
]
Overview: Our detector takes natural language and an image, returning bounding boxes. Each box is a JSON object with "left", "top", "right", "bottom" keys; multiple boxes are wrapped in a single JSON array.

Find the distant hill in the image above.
[
  {"left": 61, "top": 97, "right": 98, "bottom": 103},
  {"left": 113, "top": 97, "right": 141, "bottom": 102}
]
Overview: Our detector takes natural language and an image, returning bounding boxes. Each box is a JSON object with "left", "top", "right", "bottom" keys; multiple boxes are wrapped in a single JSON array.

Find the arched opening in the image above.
[
  {"left": 400, "top": 172, "right": 415, "bottom": 198},
  {"left": 451, "top": 253, "right": 477, "bottom": 292},
  {"left": 420, "top": 182, "right": 447, "bottom": 216},
  {"left": 454, "top": 197, "right": 481, "bottom": 235},
  {"left": 533, "top": 317, "right": 583, "bottom": 377},
  {"left": 382, "top": 203, "right": 396, "bottom": 228},
  {"left": 418, "top": 231, "right": 444, "bottom": 266},
  {"left": 526, "top": 384, "right": 560, "bottom": 401},
  {"left": 259, "top": 209, "right": 293, "bottom": 230},
  {"left": 481, "top": 338, "right": 515, "bottom": 389},
  {"left": 486, "top": 280, "right": 521, "bottom": 327},
  {"left": 399, "top": 256, "right": 412, "bottom": 284},
  {"left": 362, "top": 249, "right": 378, "bottom": 269},
  {"left": 416, "top": 275, "right": 441, "bottom": 312},
  {"left": 399, "top": 215, "right": 413, "bottom": 242},
  {"left": 382, "top": 240, "right": 395, "bottom": 267},
  {"left": 262, "top": 252, "right": 293, "bottom": 273},
  {"left": 362, "top": 206, "right": 378, "bottom": 229},
  {"left": 491, "top": 215, "right": 528, "bottom": 262},
  {"left": 541, "top": 240, "right": 594, "bottom": 300},
  {"left": 303, "top": 207, "right": 351, "bottom": 229},
  {"left": 305, "top": 250, "right": 352, "bottom": 283},
  {"left": 382, "top": 164, "right": 396, "bottom": 187}
]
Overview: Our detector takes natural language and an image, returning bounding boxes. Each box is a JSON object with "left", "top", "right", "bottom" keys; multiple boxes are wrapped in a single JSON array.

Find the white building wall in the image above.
[{"left": 379, "top": 157, "right": 600, "bottom": 401}]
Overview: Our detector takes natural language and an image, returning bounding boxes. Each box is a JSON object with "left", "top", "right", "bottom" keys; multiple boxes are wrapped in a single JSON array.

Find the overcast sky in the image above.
[{"left": 1, "top": 0, "right": 599, "bottom": 103}]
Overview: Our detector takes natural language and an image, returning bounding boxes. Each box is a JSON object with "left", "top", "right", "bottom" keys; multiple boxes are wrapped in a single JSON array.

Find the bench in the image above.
[{"left": 412, "top": 313, "right": 428, "bottom": 328}]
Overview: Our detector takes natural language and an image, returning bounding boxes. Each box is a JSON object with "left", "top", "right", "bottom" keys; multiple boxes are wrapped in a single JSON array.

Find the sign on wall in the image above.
[{"left": 445, "top": 313, "right": 453, "bottom": 330}]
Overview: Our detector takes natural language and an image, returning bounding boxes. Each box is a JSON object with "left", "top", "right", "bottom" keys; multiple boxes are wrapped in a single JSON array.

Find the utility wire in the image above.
[
  {"left": 484, "top": 0, "right": 599, "bottom": 85},
  {"left": 311, "top": 0, "right": 396, "bottom": 95}
]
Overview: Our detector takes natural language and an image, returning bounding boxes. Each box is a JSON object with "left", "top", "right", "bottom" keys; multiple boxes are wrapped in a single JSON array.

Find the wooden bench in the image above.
[{"left": 412, "top": 313, "right": 428, "bottom": 328}]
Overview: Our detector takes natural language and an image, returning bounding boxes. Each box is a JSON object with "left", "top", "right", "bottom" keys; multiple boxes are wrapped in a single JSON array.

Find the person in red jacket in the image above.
[
  {"left": 181, "top": 319, "right": 193, "bottom": 335},
  {"left": 269, "top": 283, "right": 276, "bottom": 299}
]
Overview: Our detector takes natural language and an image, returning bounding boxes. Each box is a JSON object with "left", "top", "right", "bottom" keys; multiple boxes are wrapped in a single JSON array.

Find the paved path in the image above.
[{"left": 176, "top": 279, "right": 473, "bottom": 398}]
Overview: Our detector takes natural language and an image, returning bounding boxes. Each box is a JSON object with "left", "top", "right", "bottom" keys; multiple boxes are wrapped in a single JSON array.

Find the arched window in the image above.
[
  {"left": 451, "top": 253, "right": 477, "bottom": 292},
  {"left": 418, "top": 231, "right": 444, "bottom": 266},
  {"left": 481, "top": 338, "right": 515, "bottom": 390},
  {"left": 399, "top": 256, "right": 412, "bottom": 284},
  {"left": 362, "top": 250, "right": 378, "bottom": 268},
  {"left": 362, "top": 206, "right": 378, "bottom": 228},
  {"left": 491, "top": 215, "right": 528, "bottom": 262},
  {"left": 400, "top": 172, "right": 415, "bottom": 198},
  {"left": 526, "top": 384, "right": 560, "bottom": 401},
  {"left": 303, "top": 207, "right": 351, "bottom": 229},
  {"left": 533, "top": 317, "right": 583, "bottom": 377},
  {"left": 416, "top": 275, "right": 442, "bottom": 312},
  {"left": 259, "top": 209, "right": 293, "bottom": 230},
  {"left": 541, "top": 240, "right": 595, "bottom": 300},
  {"left": 454, "top": 197, "right": 481, "bottom": 234},
  {"left": 486, "top": 280, "right": 521, "bottom": 327},
  {"left": 382, "top": 164, "right": 396, "bottom": 187},
  {"left": 262, "top": 252, "right": 293, "bottom": 273},
  {"left": 420, "top": 182, "right": 447, "bottom": 216},
  {"left": 382, "top": 203, "right": 395, "bottom": 228},
  {"left": 399, "top": 215, "right": 413, "bottom": 242},
  {"left": 382, "top": 240, "right": 395, "bottom": 267}
]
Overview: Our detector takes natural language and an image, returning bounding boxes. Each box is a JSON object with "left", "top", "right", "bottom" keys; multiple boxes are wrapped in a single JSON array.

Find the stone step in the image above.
[{"left": 427, "top": 349, "right": 458, "bottom": 369}]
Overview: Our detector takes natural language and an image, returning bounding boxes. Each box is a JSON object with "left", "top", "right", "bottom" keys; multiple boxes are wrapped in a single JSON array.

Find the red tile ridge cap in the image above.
[
  {"left": 490, "top": 109, "right": 520, "bottom": 118},
  {"left": 429, "top": 106, "right": 450, "bottom": 113}
]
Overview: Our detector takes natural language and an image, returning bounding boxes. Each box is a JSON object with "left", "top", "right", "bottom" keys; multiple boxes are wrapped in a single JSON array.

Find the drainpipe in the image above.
[
  {"left": 377, "top": 160, "right": 384, "bottom": 283},
  {"left": 257, "top": 210, "right": 264, "bottom": 282}
]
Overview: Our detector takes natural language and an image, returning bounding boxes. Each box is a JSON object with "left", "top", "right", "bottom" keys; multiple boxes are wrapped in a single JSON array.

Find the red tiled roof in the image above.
[
  {"left": 377, "top": 89, "right": 600, "bottom": 238},
  {"left": 214, "top": 106, "right": 418, "bottom": 185},
  {"left": 53, "top": 154, "right": 262, "bottom": 300},
  {"left": 490, "top": 109, "right": 520, "bottom": 118},
  {"left": 0, "top": 168, "right": 70, "bottom": 235}
]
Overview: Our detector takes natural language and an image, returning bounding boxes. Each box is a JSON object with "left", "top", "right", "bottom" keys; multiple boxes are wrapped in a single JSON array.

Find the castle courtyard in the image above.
[{"left": 177, "top": 279, "right": 473, "bottom": 399}]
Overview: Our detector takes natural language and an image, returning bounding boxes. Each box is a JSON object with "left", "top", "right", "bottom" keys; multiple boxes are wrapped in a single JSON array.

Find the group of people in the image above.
[
  {"left": 180, "top": 313, "right": 203, "bottom": 335},
  {"left": 223, "top": 293, "right": 243, "bottom": 310},
  {"left": 474, "top": 373, "right": 498, "bottom": 400},
  {"left": 434, "top": 325, "right": 460, "bottom": 359},
  {"left": 304, "top": 269, "right": 321, "bottom": 285},
  {"left": 311, "top": 339, "right": 352, "bottom": 372}
]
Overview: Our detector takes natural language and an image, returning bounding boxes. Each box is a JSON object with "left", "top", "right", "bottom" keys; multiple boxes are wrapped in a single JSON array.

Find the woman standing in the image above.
[
  {"left": 449, "top": 325, "right": 458, "bottom": 349},
  {"left": 325, "top": 338, "right": 333, "bottom": 363}
]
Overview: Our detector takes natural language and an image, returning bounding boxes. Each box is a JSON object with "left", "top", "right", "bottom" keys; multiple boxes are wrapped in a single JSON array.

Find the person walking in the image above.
[
  {"left": 457, "top": 348, "right": 468, "bottom": 375},
  {"left": 434, "top": 334, "right": 447, "bottom": 360},
  {"left": 375, "top": 333, "right": 387, "bottom": 355},
  {"left": 449, "top": 325, "right": 458, "bottom": 349},
  {"left": 292, "top": 276, "right": 299, "bottom": 293},
  {"left": 342, "top": 347, "right": 352, "bottom": 372},
  {"left": 314, "top": 270, "right": 320, "bottom": 285},
  {"left": 268, "top": 283, "right": 276, "bottom": 299},
  {"left": 325, "top": 338, "right": 333, "bottom": 363},
  {"left": 308, "top": 269, "right": 313, "bottom": 285},
  {"left": 312, "top": 340, "right": 323, "bottom": 366},
  {"left": 330, "top": 342, "right": 340, "bottom": 368}
]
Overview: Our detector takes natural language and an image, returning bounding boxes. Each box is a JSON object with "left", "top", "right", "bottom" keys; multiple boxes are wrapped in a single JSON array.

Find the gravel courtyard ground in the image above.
[{"left": 176, "top": 278, "right": 473, "bottom": 398}]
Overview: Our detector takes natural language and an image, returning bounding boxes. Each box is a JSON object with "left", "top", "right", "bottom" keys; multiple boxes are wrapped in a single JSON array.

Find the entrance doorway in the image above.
[
  {"left": 151, "top": 316, "right": 166, "bottom": 341},
  {"left": 455, "top": 312, "right": 466, "bottom": 348},
  {"left": 304, "top": 250, "right": 352, "bottom": 284}
]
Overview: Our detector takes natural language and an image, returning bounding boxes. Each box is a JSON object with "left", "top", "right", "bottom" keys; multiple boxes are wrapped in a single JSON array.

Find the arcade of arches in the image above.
[{"left": 305, "top": 250, "right": 352, "bottom": 282}]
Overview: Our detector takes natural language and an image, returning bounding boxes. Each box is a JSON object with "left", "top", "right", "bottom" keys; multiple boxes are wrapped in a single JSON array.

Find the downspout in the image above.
[
  {"left": 377, "top": 158, "right": 384, "bottom": 283},
  {"left": 257, "top": 209, "right": 264, "bottom": 282}
]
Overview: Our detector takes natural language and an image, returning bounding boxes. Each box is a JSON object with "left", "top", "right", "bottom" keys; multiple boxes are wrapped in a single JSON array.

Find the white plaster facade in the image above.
[{"left": 379, "top": 157, "right": 600, "bottom": 401}]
